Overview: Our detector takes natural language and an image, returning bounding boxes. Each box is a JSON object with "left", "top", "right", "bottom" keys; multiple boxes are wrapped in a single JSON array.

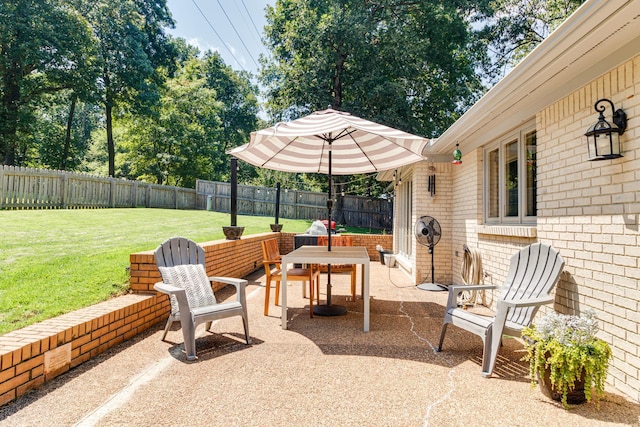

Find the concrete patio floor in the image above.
[{"left": 1, "top": 261, "right": 639, "bottom": 426}]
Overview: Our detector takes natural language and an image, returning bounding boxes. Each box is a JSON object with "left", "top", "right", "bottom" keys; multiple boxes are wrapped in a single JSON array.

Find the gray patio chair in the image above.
[
  {"left": 154, "top": 237, "right": 250, "bottom": 360},
  {"left": 437, "top": 243, "right": 564, "bottom": 377}
]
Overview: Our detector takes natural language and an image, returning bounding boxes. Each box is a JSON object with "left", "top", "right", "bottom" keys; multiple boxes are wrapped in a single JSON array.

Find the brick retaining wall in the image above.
[
  {"left": 0, "top": 294, "right": 163, "bottom": 406},
  {"left": 129, "top": 232, "right": 280, "bottom": 294}
]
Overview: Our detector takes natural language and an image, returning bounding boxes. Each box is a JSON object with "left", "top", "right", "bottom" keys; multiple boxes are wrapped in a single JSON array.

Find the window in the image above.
[
  {"left": 396, "top": 177, "right": 413, "bottom": 258},
  {"left": 483, "top": 125, "right": 537, "bottom": 224}
]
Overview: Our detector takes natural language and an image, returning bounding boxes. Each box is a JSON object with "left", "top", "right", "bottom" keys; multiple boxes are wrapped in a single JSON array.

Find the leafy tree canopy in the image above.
[
  {"left": 474, "top": 0, "right": 585, "bottom": 84},
  {"left": 79, "top": 0, "right": 176, "bottom": 176},
  {"left": 0, "top": 0, "right": 96, "bottom": 164},
  {"left": 261, "top": 0, "right": 492, "bottom": 139},
  {"left": 120, "top": 51, "right": 260, "bottom": 187}
]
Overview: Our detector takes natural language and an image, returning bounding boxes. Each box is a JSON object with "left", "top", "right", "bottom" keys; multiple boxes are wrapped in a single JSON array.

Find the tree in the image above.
[
  {"left": 120, "top": 51, "right": 260, "bottom": 187},
  {"left": 261, "top": 0, "right": 490, "bottom": 137},
  {"left": 249, "top": 169, "right": 321, "bottom": 192},
  {"left": 473, "top": 0, "right": 585, "bottom": 84},
  {"left": 81, "top": 0, "right": 176, "bottom": 177},
  {"left": 260, "top": 0, "right": 491, "bottom": 214},
  {"left": 120, "top": 62, "right": 223, "bottom": 187},
  {"left": 203, "top": 52, "right": 259, "bottom": 151},
  {"left": 0, "top": 0, "right": 96, "bottom": 165},
  {"left": 27, "top": 92, "right": 99, "bottom": 170}
]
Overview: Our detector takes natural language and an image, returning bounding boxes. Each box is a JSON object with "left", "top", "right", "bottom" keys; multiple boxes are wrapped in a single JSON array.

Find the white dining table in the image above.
[{"left": 281, "top": 245, "right": 370, "bottom": 331}]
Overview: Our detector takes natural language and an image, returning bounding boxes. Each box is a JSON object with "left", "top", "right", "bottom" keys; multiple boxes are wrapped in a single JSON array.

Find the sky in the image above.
[{"left": 165, "top": 0, "right": 273, "bottom": 77}]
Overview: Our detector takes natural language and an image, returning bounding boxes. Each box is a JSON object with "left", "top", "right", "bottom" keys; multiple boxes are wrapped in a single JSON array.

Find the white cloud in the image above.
[{"left": 185, "top": 37, "right": 219, "bottom": 56}]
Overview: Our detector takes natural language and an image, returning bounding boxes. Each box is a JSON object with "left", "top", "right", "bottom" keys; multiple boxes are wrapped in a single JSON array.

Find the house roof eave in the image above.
[{"left": 429, "top": 0, "right": 640, "bottom": 155}]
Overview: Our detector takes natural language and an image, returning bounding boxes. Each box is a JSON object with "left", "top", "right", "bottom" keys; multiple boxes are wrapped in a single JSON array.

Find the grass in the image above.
[{"left": 0, "top": 208, "right": 313, "bottom": 335}]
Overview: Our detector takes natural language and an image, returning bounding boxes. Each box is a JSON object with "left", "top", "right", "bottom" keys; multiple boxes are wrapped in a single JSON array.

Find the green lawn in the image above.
[{"left": 0, "top": 208, "right": 313, "bottom": 335}]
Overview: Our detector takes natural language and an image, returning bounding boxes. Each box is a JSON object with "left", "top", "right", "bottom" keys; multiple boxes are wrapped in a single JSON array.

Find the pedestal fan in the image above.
[{"left": 415, "top": 215, "right": 447, "bottom": 291}]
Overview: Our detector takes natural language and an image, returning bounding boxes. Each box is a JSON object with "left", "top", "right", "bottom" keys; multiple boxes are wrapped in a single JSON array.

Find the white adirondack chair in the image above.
[
  {"left": 154, "top": 237, "right": 250, "bottom": 360},
  {"left": 437, "top": 243, "right": 565, "bottom": 377}
]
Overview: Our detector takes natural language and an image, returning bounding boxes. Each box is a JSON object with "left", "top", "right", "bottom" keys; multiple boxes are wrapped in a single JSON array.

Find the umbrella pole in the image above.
[
  {"left": 314, "top": 140, "right": 347, "bottom": 317},
  {"left": 274, "top": 182, "right": 280, "bottom": 224},
  {"left": 230, "top": 157, "right": 238, "bottom": 226}
]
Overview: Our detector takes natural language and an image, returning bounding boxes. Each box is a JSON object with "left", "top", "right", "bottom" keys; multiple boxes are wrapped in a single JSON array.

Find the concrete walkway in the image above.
[{"left": 1, "top": 262, "right": 639, "bottom": 426}]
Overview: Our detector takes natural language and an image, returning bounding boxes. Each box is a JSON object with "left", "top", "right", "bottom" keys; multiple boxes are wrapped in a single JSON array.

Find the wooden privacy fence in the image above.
[
  {"left": 0, "top": 166, "right": 196, "bottom": 210},
  {"left": 0, "top": 167, "right": 392, "bottom": 230},
  {"left": 196, "top": 179, "right": 393, "bottom": 230}
]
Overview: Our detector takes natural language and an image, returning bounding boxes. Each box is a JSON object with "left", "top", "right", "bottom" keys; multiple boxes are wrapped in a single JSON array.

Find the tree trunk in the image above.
[
  {"left": 332, "top": 53, "right": 346, "bottom": 110},
  {"left": 333, "top": 175, "right": 346, "bottom": 225},
  {"left": 106, "top": 101, "right": 115, "bottom": 177},
  {"left": 1, "top": 64, "right": 21, "bottom": 165},
  {"left": 60, "top": 96, "right": 77, "bottom": 170},
  {"left": 104, "top": 70, "right": 115, "bottom": 177},
  {"left": 331, "top": 26, "right": 348, "bottom": 109},
  {"left": 331, "top": 43, "right": 347, "bottom": 223}
]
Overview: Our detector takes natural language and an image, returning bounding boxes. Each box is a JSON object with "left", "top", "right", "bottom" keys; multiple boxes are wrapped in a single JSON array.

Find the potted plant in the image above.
[{"left": 521, "top": 309, "right": 612, "bottom": 408}]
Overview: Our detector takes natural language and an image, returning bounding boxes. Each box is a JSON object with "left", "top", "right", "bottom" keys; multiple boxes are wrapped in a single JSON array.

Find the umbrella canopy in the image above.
[
  {"left": 228, "top": 108, "right": 429, "bottom": 175},
  {"left": 228, "top": 108, "right": 429, "bottom": 316}
]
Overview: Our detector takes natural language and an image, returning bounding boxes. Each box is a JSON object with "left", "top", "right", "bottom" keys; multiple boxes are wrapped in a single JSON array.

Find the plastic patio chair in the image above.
[
  {"left": 317, "top": 235, "right": 358, "bottom": 301},
  {"left": 437, "top": 243, "right": 565, "bottom": 377},
  {"left": 261, "top": 238, "right": 320, "bottom": 317},
  {"left": 154, "top": 237, "right": 250, "bottom": 360}
]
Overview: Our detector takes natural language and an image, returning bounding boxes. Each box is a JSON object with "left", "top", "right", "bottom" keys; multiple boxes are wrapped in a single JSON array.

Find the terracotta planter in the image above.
[
  {"left": 538, "top": 367, "right": 587, "bottom": 405},
  {"left": 222, "top": 226, "right": 244, "bottom": 240}
]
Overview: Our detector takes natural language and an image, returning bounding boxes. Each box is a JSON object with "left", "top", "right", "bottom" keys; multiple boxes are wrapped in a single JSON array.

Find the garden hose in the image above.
[{"left": 459, "top": 246, "right": 487, "bottom": 307}]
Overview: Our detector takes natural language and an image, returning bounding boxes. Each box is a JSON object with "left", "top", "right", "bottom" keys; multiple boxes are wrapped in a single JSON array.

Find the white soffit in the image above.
[{"left": 431, "top": 0, "right": 640, "bottom": 154}]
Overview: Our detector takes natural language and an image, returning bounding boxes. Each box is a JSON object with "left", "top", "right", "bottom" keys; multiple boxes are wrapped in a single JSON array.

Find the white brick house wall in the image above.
[
  {"left": 392, "top": 53, "right": 640, "bottom": 402},
  {"left": 535, "top": 55, "right": 640, "bottom": 400},
  {"left": 413, "top": 162, "right": 453, "bottom": 286}
]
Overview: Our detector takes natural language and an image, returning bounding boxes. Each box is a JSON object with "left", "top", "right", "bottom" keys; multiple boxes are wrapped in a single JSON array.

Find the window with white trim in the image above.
[
  {"left": 483, "top": 124, "right": 537, "bottom": 224},
  {"left": 396, "top": 177, "right": 413, "bottom": 257}
]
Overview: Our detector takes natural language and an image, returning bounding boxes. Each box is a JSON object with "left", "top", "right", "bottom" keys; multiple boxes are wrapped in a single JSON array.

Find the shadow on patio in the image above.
[{"left": 1, "top": 262, "right": 639, "bottom": 426}]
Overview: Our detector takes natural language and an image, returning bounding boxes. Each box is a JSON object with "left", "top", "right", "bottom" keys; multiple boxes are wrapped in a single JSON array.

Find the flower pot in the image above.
[
  {"left": 383, "top": 253, "right": 396, "bottom": 267},
  {"left": 538, "top": 366, "right": 587, "bottom": 405},
  {"left": 222, "top": 226, "right": 244, "bottom": 240},
  {"left": 270, "top": 224, "right": 283, "bottom": 232},
  {"left": 378, "top": 250, "right": 393, "bottom": 264}
]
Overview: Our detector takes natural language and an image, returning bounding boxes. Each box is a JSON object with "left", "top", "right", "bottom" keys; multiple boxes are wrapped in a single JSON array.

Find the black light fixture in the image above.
[{"left": 584, "top": 98, "right": 627, "bottom": 161}]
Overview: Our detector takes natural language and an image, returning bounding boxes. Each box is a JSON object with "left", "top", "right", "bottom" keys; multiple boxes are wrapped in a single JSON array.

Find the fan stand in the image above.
[{"left": 417, "top": 245, "right": 447, "bottom": 292}]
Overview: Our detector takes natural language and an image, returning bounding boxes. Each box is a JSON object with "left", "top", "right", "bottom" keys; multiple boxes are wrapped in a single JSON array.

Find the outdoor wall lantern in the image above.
[{"left": 584, "top": 98, "right": 627, "bottom": 161}]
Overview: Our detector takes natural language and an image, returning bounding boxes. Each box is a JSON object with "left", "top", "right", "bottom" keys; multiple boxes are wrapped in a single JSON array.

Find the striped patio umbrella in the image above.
[
  {"left": 228, "top": 108, "right": 428, "bottom": 175},
  {"left": 228, "top": 108, "right": 428, "bottom": 315}
]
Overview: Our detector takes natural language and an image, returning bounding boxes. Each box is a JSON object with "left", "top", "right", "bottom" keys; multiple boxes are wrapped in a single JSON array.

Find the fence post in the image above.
[
  {"left": 145, "top": 185, "right": 151, "bottom": 208},
  {"left": 294, "top": 190, "right": 300, "bottom": 219},
  {"left": 212, "top": 181, "right": 217, "bottom": 211},
  {"left": 109, "top": 177, "right": 115, "bottom": 208},
  {"left": 60, "top": 172, "right": 66, "bottom": 209},
  {"left": 132, "top": 181, "right": 137, "bottom": 207},
  {"left": 0, "top": 165, "right": 4, "bottom": 209},
  {"left": 194, "top": 185, "right": 198, "bottom": 210}
]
